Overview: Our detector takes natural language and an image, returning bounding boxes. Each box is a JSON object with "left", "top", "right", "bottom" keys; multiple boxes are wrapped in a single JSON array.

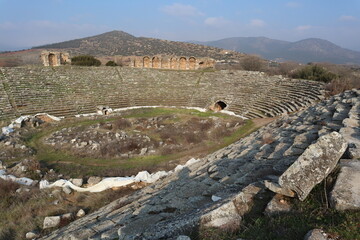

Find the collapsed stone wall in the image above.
[
  {"left": 39, "top": 89, "right": 360, "bottom": 240},
  {"left": 0, "top": 66, "right": 324, "bottom": 123}
]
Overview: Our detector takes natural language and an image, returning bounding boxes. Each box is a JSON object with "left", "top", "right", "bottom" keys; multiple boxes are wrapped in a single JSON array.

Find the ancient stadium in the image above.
[{"left": 0, "top": 58, "right": 359, "bottom": 240}]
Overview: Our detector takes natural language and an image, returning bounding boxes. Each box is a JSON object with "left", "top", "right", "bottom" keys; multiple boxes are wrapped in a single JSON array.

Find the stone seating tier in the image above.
[{"left": 0, "top": 66, "right": 325, "bottom": 122}]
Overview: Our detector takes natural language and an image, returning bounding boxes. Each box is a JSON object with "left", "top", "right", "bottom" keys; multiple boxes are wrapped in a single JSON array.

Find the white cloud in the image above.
[
  {"left": 161, "top": 3, "right": 203, "bottom": 17},
  {"left": 339, "top": 15, "right": 357, "bottom": 21},
  {"left": 286, "top": 2, "right": 301, "bottom": 8},
  {"left": 250, "top": 19, "right": 266, "bottom": 27},
  {"left": 296, "top": 25, "right": 313, "bottom": 31},
  {"left": 204, "top": 17, "right": 230, "bottom": 27}
]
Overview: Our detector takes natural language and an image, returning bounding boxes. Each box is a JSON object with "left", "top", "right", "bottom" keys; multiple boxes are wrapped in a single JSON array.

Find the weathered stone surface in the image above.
[
  {"left": 264, "top": 194, "right": 292, "bottom": 215},
  {"left": 279, "top": 132, "right": 347, "bottom": 201},
  {"left": 303, "top": 229, "right": 329, "bottom": 240},
  {"left": 330, "top": 160, "right": 360, "bottom": 210},
  {"left": 63, "top": 186, "right": 72, "bottom": 194},
  {"left": 87, "top": 176, "right": 102, "bottom": 186},
  {"left": 201, "top": 183, "right": 262, "bottom": 228},
  {"left": 76, "top": 209, "right": 86, "bottom": 218},
  {"left": 71, "top": 178, "right": 83, "bottom": 187},
  {"left": 264, "top": 179, "right": 296, "bottom": 197},
  {"left": 43, "top": 216, "right": 61, "bottom": 229},
  {"left": 176, "top": 236, "right": 191, "bottom": 240},
  {"left": 26, "top": 231, "right": 40, "bottom": 239}
]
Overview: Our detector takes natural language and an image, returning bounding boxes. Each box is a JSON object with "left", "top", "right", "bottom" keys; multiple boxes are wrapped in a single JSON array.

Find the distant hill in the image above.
[
  {"left": 32, "top": 30, "right": 243, "bottom": 60},
  {"left": 194, "top": 37, "right": 360, "bottom": 64}
]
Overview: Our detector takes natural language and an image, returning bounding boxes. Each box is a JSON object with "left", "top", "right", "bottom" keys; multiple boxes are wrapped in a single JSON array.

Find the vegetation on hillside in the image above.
[
  {"left": 105, "top": 60, "right": 118, "bottom": 66},
  {"left": 32, "top": 30, "right": 244, "bottom": 60},
  {"left": 291, "top": 64, "right": 338, "bottom": 83},
  {"left": 71, "top": 55, "right": 101, "bottom": 66}
]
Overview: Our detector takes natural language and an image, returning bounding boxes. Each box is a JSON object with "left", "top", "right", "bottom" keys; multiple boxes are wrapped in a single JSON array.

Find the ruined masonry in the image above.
[
  {"left": 40, "top": 51, "right": 70, "bottom": 66},
  {"left": 39, "top": 89, "right": 360, "bottom": 239}
]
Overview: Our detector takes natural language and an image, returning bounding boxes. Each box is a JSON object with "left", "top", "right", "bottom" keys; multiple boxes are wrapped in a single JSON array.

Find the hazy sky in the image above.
[{"left": 1, "top": 0, "right": 360, "bottom": 51}]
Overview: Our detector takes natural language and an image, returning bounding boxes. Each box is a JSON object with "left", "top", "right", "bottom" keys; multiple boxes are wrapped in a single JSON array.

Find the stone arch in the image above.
[
  {"left": 170, "top": 57, "right": 177, "bottom": 69},
  {"left": 179, "top": 57, "right": 187, "bottom": 70},
  {"left": 152, "top": 56, "right": 160, "bottom": 68},
  {"left": 189, "top": 57, "right": 196, "bottom": 70},
  {"left": 161, "top": 58, "right": 170, "bottom": 69},
  {"left": 143, "top": 56, "right": 150, "bottom": 68},
  {"left": 48, "top": 53, "right": 57, "bottom": 66}
]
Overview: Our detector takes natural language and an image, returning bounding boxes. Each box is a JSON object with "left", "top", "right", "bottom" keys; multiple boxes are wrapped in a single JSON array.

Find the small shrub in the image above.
[
  {"left": 241, "top": 55, "right": 265, "bottom": 71},
  {"left": 291, "top": 64, "right": 338, "bottom": 83},
  {"left": 113, "top": 118, "right": 131, "bottom": 130},
  {"left": 105, "top": 60, "right": 118, "bottom": 66},
  {"left": 183, "top": 131, "right": 203, "bottom": 144},
  {"left": 325, "top": 76, "right": 360, "bottom": 96},
  {"left": 0, "top": 179, "right": 20, "bottom": 196},
  {"left": 210, "top": 126, "right": 231, "bottom": 139},
  {"left": 71, "top": 55, "right": 101, "bottom": 66}
]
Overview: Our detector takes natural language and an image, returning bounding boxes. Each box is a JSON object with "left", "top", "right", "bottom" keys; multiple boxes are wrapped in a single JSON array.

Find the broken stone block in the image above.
[
  {"left": 25, "top": 231, "right": 39, "bottom": 239},
  {"left": 87, "top": 176, "right": 102, "bottom": 186},
  {"left": 63, "top": 186, "right": 72, "bottom": 194},
  {"left": 71, "top": 178, "right": 83, "bottom": 187},
  {"left": 330, "top": 160, "right": 360, "bottom": 210},
  {"left": 264, "top": 180, "right": 296, "bottom": 197},
  {"left": 43, "top": 216, "right": 61, "bottom": 229},
  {"left": 303, "top": 229, "right": 329, "bottom": 240},
  {"left": 264, "top": 194, "right": 292, "bottom": 215},
  {"left": 279, "top": 132, "right": 347, "bottom": 201},
  {"left": 201, "top": 183, "right": 262, "bottom": 228},
  {"left": 176, "top": 236, "right": 191, "bottom": 240},
  {"left": 76, "top": 209, "right": 86, "bottom": 218}
]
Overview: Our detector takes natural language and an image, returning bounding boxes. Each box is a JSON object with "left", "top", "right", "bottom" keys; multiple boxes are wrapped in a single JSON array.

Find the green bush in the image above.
[
  {"left": 292, "top": 64, "right": 337, "bottom": 83},
  {"left": 105, "top": 61, "right": 118, "bottom": 66},
  {"left": 71, "top": 55, "right": 101, "bottom": 66}
]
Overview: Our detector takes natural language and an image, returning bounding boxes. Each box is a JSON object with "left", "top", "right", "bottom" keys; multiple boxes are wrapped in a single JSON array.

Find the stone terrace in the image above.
[{"left": 0, "top": 66, "right": 324, "bottom": 122}]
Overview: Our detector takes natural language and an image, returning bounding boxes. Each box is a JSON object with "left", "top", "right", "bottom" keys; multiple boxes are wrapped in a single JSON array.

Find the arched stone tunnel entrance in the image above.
[
  {"left": 48, "top": 54, "right": 57, "bottom": 66},
  {"left": 152, "top": 56, "right": 160, "bottom": 68},
  {"left": 211, "top": 101, "right": 227, "bottom": 112},
  {"left": 189, "top": 57, "right": 196, "bottom": 70},
  {"left": 179, "top": 57, "right": 187, "bottom": 70},
  {"left": 143, "top": 56, "right": 150, "bottom": 68},
  {"left": 170, "top": 58, "right": 177, "bottom": 69}
]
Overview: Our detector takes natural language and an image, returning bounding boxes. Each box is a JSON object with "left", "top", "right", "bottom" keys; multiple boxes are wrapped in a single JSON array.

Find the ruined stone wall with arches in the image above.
[
  {"left": 128, "top": 56, "right": 215, "bottom": 70},
  {"left": 41, "top": 51, "right": 70, "bottom": 67}
]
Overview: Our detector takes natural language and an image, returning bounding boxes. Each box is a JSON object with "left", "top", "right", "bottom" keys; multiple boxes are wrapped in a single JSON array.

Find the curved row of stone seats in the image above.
[
  {"left": 0, "top": 69, "right": 16, "bottom": 121},
  {"left": 0, "top": 66, "right": 324, "bottom": 122}
]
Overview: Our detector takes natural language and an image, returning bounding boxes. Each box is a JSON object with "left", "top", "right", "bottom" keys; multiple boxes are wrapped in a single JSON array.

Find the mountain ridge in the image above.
[
  {"left": 28, "top": 30, "right": 360, "bottom": 65},
  {"left": 32, "top": 30, "right": 243, "bottom": 60},
  {"left": 194, "top": 37, "right": 360, "bottom": 64}
]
